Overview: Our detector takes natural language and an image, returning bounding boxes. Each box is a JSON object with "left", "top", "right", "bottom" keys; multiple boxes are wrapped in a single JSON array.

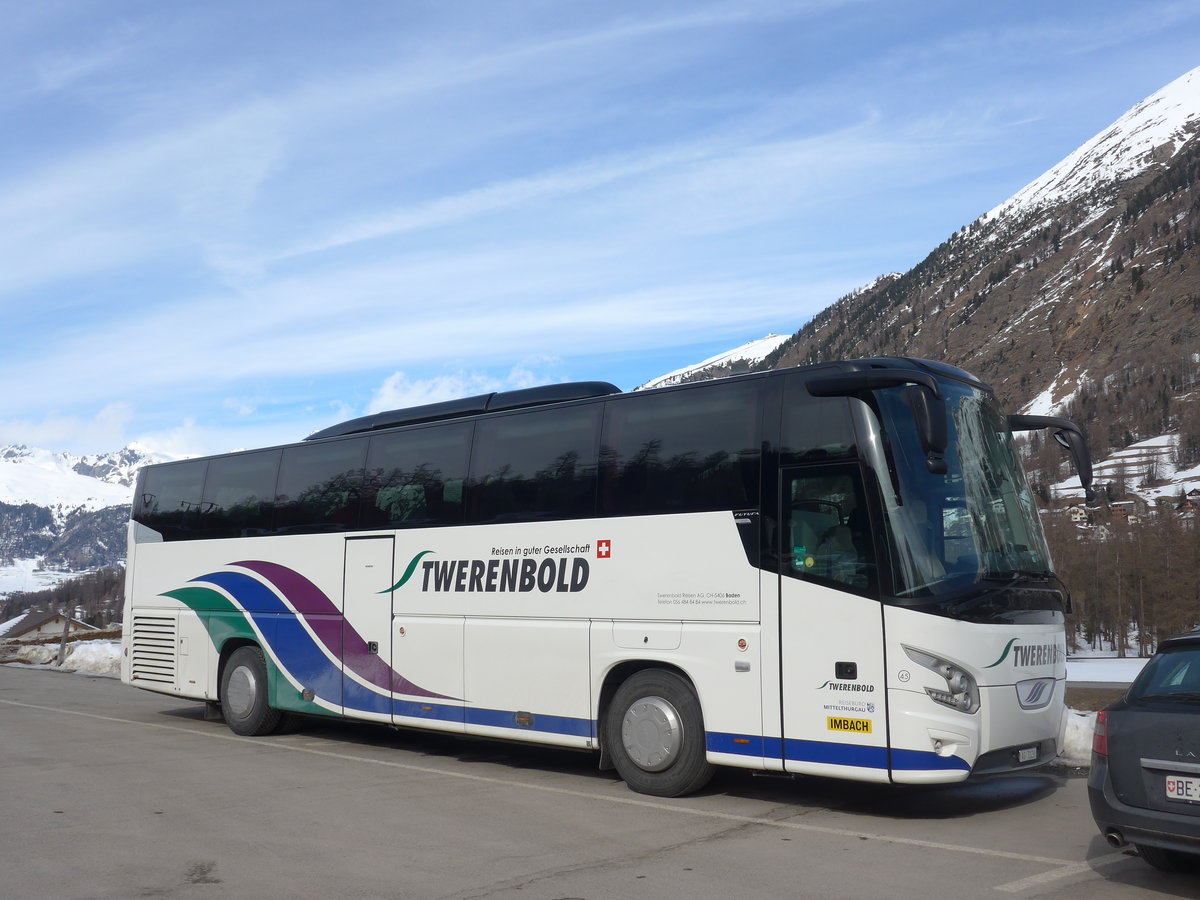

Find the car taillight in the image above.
[{"left": 1092, "top": 710, "right": 1108, "bottom": 756}]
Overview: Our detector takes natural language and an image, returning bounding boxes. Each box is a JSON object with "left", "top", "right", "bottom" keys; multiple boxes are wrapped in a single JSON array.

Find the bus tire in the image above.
[
  {"left": 605, "top": 669, "right": 715, "bottom": 797},
  {"left": 220, "top": 646, "right": 283, "bottom": 737}
]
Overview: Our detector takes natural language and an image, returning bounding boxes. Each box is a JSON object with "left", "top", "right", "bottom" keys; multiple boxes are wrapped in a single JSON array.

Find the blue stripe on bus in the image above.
[
  {"left": 707, "top": 732, "right": 969, "bottom": 773},
  {"left": 391, "top": 699, "right": 593, "bottom": 738},
  {"left": 706, "top": 732, "right": 769, "bottom": 756},
  {"left": 783, "top": 738, "right": 889, "bottom": 769},
  {"left": 369, "top": 701, "right": 593, "bottom": 738},
  {"left": 889, "top": 748, "right": 970, "bottom": 771},
  {"left": 464, "top": 707, "right": 594, "bottom": 738}
]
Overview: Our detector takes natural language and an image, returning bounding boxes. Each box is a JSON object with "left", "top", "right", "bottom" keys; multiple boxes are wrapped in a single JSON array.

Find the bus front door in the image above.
[{"left": 778, "top": 464, "right": 891, "bottom": 782}]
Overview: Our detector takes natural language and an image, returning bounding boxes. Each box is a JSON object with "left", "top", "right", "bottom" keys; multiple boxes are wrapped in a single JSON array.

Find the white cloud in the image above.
[
  {"left": 367, "top": 358, "right": 569, "bottom": 414},
  {"left": 0, "top": 403, "right": 133, "bottom": 454}
]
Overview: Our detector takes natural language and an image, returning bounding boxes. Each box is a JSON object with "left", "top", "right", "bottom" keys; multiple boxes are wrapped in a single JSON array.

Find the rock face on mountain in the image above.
[
  {"left": 763, "top": 67, "right": 1200, "bottom": 461},
  {"left": 0, "top": 503, "right": 130, "bottom": 570}
]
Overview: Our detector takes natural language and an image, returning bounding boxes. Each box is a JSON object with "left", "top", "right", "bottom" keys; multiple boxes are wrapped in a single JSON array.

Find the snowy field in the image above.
[
  {"left": 0, "top": 559, "right": 85, "bottom": 596},
  {"left": 4, "top": 640, "right": 1152, "bottom": 771}
]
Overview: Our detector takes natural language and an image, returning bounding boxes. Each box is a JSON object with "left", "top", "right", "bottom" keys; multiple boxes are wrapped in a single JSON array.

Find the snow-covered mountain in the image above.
[
  {"left": 988, "top": 66, "right": 1200, "bottom": 221},
  {"left": 637, "top": 334, "right": 790, "bottom": 389},
  {"left": 0, "top": 446, "right": 139, "bottom": 511},
  {"left": 0, "top": 444, "right": 169, "bottom": 583},
  {"left": 758, "top": 63, "right": 1200, "bottom": 476}
]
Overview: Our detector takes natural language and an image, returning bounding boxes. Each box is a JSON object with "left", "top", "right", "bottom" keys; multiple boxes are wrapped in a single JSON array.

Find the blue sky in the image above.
[{"left": 3, "top": 1, "right": 1199, "bottom": 456}]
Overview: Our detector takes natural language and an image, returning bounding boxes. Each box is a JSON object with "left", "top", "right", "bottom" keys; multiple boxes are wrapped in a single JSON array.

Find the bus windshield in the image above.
[{"left": 862, "top": 379, "right": 1056, "bottom": 611}]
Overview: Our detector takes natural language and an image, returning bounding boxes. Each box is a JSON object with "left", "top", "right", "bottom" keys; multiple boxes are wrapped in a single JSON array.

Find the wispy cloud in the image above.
[
  {"left": 368, "top": 357, "right": 567, "bottom": 414},
  {"left": 0, "top": 404, "right": 132, "bottom": 452},
  {"left": 32, "top": 23, "right": 142, "bottom": 93}
]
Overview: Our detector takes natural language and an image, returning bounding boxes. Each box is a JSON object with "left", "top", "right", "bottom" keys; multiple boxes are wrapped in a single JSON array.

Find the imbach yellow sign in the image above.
[{"left": 827, "top": 716, "right": 872, "bottom": 734}]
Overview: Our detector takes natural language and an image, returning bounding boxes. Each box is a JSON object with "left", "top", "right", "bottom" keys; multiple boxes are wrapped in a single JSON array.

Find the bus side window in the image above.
[
  {"left": 136, "top": 460, "right": 208, "bottom": 540},
  {"left": 275, "top": 438, "right": 367, "bottom": 532},
  {"left": 363, "top": 422, "right": 472, "bottom": 528},
  {"left": 600, "top": 381, "right": 760, "bottom": 516},
  {"left": 198, "top": 450, "right": 281, "bottom": 539},
  {"left": 467, "top": 405, "right": 601, "bottom": 524},
  {"left": 784, "top": 467, "right": 876, "bottom": 595}
]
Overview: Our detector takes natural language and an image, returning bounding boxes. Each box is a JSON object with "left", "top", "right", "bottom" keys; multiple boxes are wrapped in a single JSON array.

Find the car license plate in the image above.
[
  {"left": 1166, "top": 775, "right": 1200, "bottom": 802},
  {"left": 1017, "top": 746, "right": 1038, "bottom": 763}
]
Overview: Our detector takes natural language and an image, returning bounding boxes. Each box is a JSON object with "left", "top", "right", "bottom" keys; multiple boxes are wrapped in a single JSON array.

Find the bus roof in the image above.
[{"left": 303, "top": 358, "right": 989, "bottom": 444}]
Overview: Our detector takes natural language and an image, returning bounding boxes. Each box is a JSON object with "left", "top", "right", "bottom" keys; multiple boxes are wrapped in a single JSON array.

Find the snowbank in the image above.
[
  {"left": 7, "top": 638, "right": 121, "bottom": 677},
  {"left": 1058, "top": 709, "right": 1097, "bottom": 767}
]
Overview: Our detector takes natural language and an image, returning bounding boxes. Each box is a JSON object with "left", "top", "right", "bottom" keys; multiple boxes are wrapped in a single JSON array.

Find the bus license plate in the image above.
[
  {"left": 1166, "top": 776, "right": 1200, "bottom": 802},
  {"left": 1017, "top": 746, "right": 1037, "bottom": 763}
]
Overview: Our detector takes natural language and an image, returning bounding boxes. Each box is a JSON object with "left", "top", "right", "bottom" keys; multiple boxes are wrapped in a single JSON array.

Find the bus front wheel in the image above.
[
  {"left": 605, "top": 669, "right": 714, "bottom": 797},
  {"left": 220, "top": 646, "right": 283, "bottom": 736}
]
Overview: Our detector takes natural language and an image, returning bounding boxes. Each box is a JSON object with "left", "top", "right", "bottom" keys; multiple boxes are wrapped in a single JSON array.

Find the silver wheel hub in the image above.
[
  {"left": 621, "top": 695, "right": 683, "bottom": 772},
  {"left": 226, "top": 664, "right": 258, "bottom": 718}
]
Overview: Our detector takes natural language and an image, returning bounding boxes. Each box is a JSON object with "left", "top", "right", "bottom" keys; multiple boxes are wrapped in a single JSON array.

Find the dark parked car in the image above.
[{"left": 1089, "top": 630, "right": 1200, "bottom": 870}]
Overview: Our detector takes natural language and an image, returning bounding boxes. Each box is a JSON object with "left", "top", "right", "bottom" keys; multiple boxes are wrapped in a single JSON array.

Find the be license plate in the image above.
[
  {"left": 1017, "top": 746, "right": 1038, "bottom": 763},
  {"left": 1166, "top": 775, "right": 1200, "bottom": 802}
]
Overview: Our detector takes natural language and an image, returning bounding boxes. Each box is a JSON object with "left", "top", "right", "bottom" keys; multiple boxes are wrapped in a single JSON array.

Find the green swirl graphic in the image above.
[
  {"left": 984, "top": 637, "right": 1019, "bottom": 668},
  {"left": 380, "top": 550, "right": 435, "bottom": 593}
]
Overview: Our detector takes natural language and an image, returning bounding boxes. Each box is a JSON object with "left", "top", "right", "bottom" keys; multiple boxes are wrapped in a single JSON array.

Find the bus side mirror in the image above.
[
  {"left": 1008, "top": 415, "right": 1095, "bottom": 503},
  {"left": 902, "top": 385, "right": 948, "bottom": 475}
]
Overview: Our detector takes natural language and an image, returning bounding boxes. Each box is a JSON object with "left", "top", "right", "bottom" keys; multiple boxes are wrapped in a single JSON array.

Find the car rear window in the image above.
[{"left": 1129, "top": 644, "right": 1200, "bottom": 703}]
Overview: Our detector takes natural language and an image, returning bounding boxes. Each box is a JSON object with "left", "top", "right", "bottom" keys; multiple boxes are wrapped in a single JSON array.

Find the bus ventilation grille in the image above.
[{"left": 130, "top": 615, "right": 177, "bottom": 685}]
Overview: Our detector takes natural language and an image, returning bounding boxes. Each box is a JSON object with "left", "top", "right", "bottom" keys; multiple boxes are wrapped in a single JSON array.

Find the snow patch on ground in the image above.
[
  {"left": 1059, "top": 709, "right": 1097, "bottom": 767},
  {"left": 6, "top": 639, "right": 121, "bottom": 677},
  {"left": 1050, "top": 432, "right": 1192, "bottom": 502},
  {"left": 0, "top": 559, "right": 86, "bottom": 597}
]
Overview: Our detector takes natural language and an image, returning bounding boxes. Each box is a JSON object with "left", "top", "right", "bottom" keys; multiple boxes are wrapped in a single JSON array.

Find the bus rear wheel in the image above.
[
  {"left": 220, "top": 646, "right": 284, "bottom": 736},
  {"left": 605, "top": 669, "right": 714, "bottom": 797}
]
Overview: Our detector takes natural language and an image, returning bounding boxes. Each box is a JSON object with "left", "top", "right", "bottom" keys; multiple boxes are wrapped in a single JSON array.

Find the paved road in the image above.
[{"left": 1, "top": 665, "right": 1195, "bottom": 900}]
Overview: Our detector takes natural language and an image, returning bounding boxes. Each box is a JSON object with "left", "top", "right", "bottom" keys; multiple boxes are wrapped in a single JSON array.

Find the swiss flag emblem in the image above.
[{"left": 597, "top": 540, "right": 612, "bottom": 559}]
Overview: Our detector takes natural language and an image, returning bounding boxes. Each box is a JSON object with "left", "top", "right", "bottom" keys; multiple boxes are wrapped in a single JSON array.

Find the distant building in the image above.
[
  {"left": 1176, "top": 497, "right": 1198, "bottom": 523},
  {"left": 0, "top": 610, "right": 99, "bottom": 643},
  {"left": 1066, "top": 505, "right": 1089, "bottom": 524}
]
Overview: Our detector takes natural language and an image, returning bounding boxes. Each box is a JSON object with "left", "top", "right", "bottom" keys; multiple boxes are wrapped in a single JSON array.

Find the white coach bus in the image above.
[{"left": 122, "top": 358, "right": 1092, "bottom": 797}]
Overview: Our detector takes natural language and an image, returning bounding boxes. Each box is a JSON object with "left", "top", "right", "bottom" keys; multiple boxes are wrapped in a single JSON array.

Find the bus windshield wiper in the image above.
[
  {"left": 943, "top": 571, "right": 1053, "bottom": 613},
  {"left": 980, "top": 570, "right": 1050, "bottom": 584}
]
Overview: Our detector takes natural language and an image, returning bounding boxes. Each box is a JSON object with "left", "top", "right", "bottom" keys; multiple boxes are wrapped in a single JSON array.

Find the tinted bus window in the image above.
[
  {"left": 468, "top": 405, "right": 602, "bottom": 523},
  {"left": 602, "top": 381, "right": 760, "bottom": 515},
  {"left": 363, "top": 422, "right": 472, "bottom": 528},
  {"left": 276, "top": 438, "right": 367, "bottom": 532},
  {"left": 781, "top": 373, "right": 856, "bottom": 464},
  {"left": 137, "top": 460, "right": 208, "bottom": 539},
  {"left": 198, "top": 450, "right": 281, "bottom": 538}
]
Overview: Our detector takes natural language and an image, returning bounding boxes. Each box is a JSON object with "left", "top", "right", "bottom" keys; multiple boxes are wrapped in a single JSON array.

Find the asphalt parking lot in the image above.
[{"left": 1, "top": 665, "right": 1195, "bottom": 900}]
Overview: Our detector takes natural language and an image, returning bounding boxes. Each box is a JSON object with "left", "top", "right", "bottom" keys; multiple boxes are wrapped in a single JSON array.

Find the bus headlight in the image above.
[{"left": 903, "top": 646, "right": 980, "bottom": 714}]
